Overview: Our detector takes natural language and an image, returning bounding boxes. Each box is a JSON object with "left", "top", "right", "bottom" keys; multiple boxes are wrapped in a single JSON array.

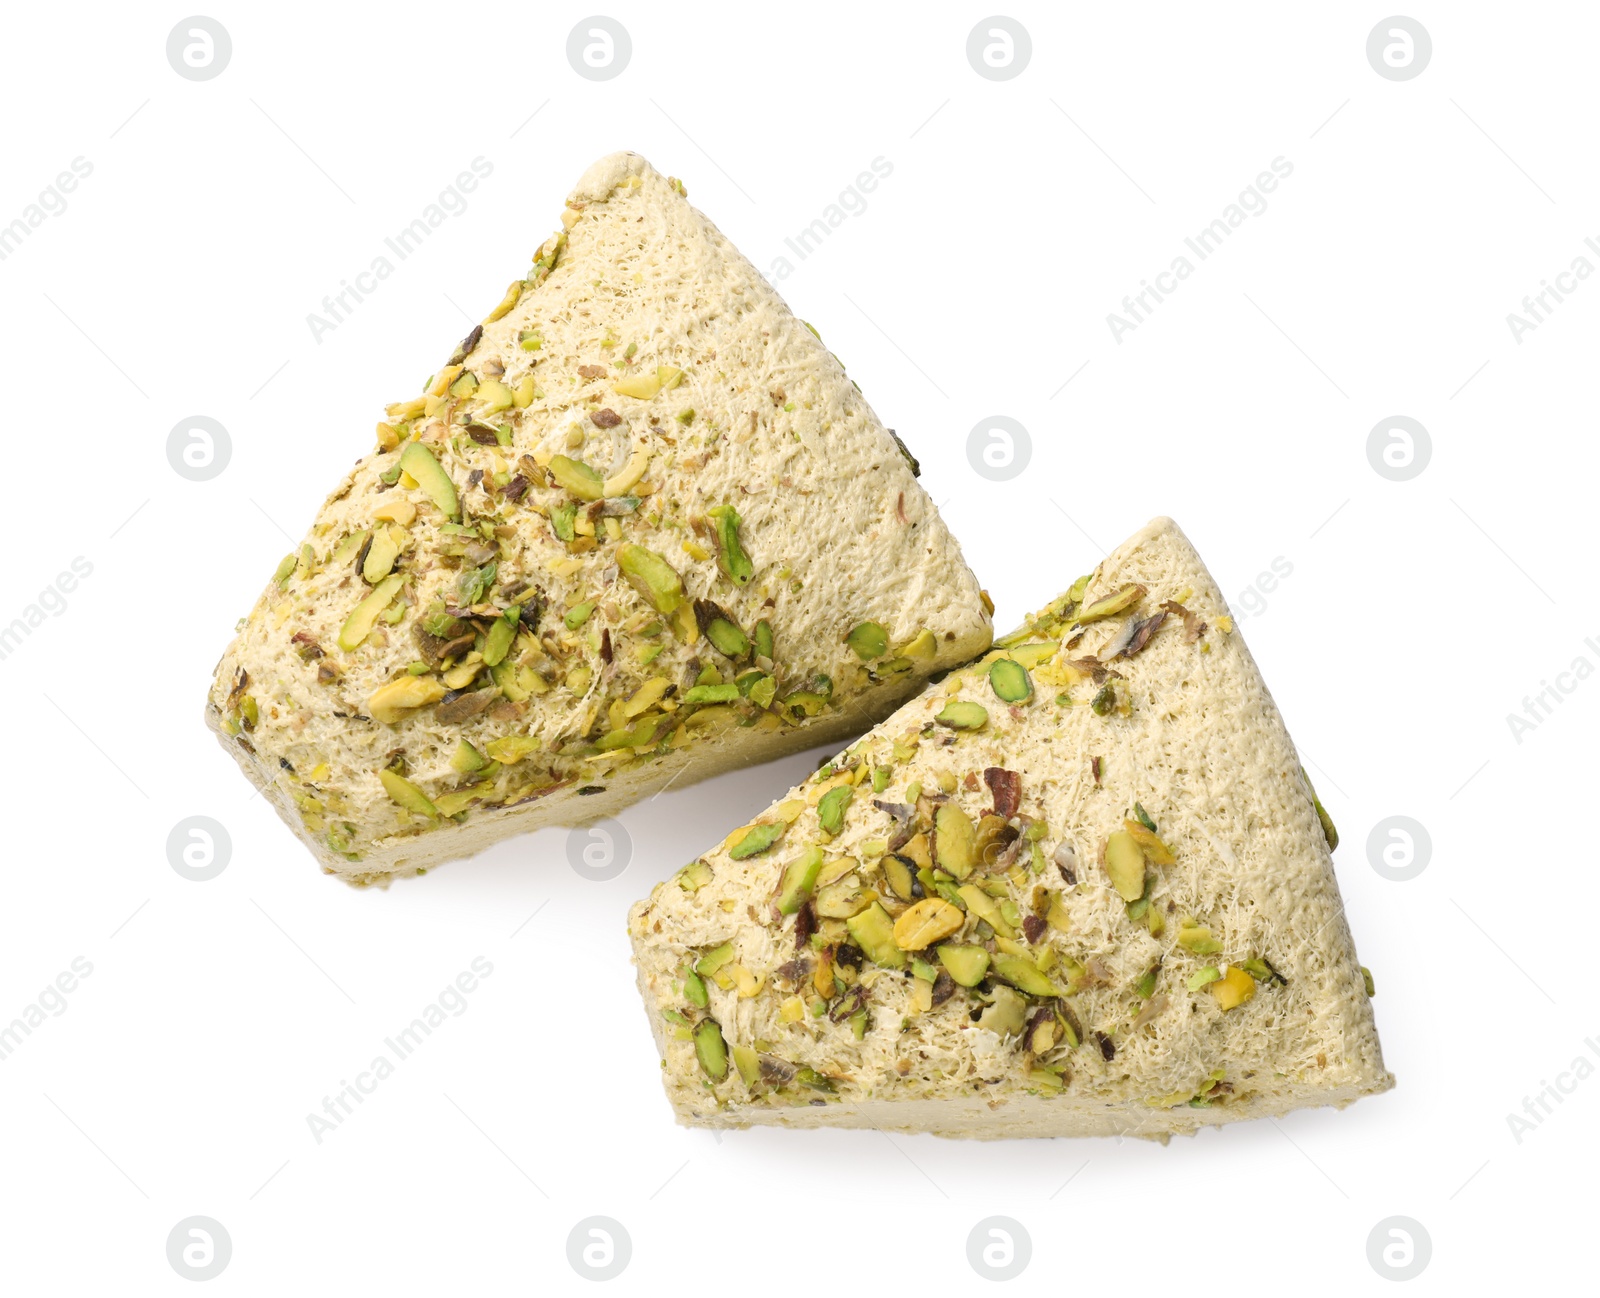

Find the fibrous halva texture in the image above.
[
  {"left": 629, "top": 517, "right": 1391, "bottom": 1139},
  {"left": 206, "top": 152, "right": 991, "bottom": 883}
]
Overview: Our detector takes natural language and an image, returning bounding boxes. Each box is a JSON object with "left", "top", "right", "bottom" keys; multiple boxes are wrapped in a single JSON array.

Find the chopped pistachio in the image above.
[
  {"left": 776, "top": 846, "right": 825, "bottom": 914},
  {"left": 1077, "top": 582, "right": 1147, "bottom": 623},
  {"left": 934, "top": 803, "right": 977, "bottom": 878},
  {"left": 753, "top": 619, "right": 774, "bottom": 661},
  {"left": 988, "top": 658, "right": 1032, "bottom": 703},
  {"left": 378, "top": 768, "right": 437, "bottom": 818},
  {"left": 485, "top": 280, "right": 523, "bottom": 322},
  {"left": 1103, "top": 831, "right": 1146, "bottom": 902},
  {"left": 695, "top": 943, "right": 735, "bottom": 977},
  {"left": 564, "top": 601, "right": 595, "bottom": 630},
  {"left": 693, "top": 1019, "right": 728, "bottom": 1081},
  {"left": 934, "top": 700, "right": 988, "bottom": 730},
  {"left": 683, "top": 970, "right": 708, "bottom": 1008},
  {"left": 1123, "top": 819, "right": 1175, "bottom": 865},
  {"left": 704, "top": 617, "right": 749, "bottom": 658},
  {"left": 977, "top": 984, "right": 1027, "bottom": 1037},
  {"left": 1209, "top": 965, "right": 1255, "bottom": 1010},
  {"left": 845, "top": 621, "right": 888, "bottom": 661},
  {"left": 548, "top": 454, "right": 604, "bottom": 501},
  {"left": 892, "top": 898, "right": 964, "bottom": 950},
  {"left": 451, "top": 740, "right": 485, "bottom": 773},
  {"left": 729, "top": 821, "right": 784, "bottom": 859},
  {"left": 731, "top": 1044, "right": 761, "bottom": 1088},
  {"left": 617, "top": 544, "right": 686, "bottom": 615},
  {"left": 1361, "top": 966, "right": 1376, "bottom": 997},
  {"left": 1186, "top": 966, "right": 1222, "bottom": 992},
  {"left": 337, "top": 574, "right": 405, "bottom": 651},
  {"left": 682, "top": 683, "right": 739, "bottom": 705},
  {"left": 399, "top": 441, "right": 458, "bottom": 518},
  {"left": 706, "top": 504, "right": 754, "bottom": 586},
  {"left": 1177, "top": 923, "right": 1223, "bottom": 955},
  {"left": 484, "top": 735, "right": 539, "bottom": 763},
  {"left": 367, "top": 675, "right": 447, "bottom": 724},
  {"left": 991, "top": 953, "right": 1057, "bottom": 997},
  {"left": 845, "top": 902, "right": 905, "bottom": 969},
  {"left": 272, "top": 553, "right": 296, "bottom": 585},
  {"left": 817, "top": 785, "right": 853, "bottom": 835},
  {"left": 481, "top": 612, "right": 517, "bottom": 666}
]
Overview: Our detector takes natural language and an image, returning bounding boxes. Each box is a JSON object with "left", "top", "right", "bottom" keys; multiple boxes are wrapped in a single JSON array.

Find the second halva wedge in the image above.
[{"left": 629, "top": 517, "right": 1392, "bottom": 1139}]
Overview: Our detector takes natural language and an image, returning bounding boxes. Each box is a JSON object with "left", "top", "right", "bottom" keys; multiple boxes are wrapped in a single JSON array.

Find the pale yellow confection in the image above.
[
  {"left": 629, "top": 517, "right": 1392, "bottom": 1139},
  {"left": 205, "top": 152, "right": 991, "bottom": 883}
]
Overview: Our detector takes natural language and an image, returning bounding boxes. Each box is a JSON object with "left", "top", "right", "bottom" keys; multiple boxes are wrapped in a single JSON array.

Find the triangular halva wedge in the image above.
[
  {"left": 629, "top": 518, "right": 1391, "bottom": 1139},
  {"left": 206, "top": 152, "right": 991, "bottom": 883}
]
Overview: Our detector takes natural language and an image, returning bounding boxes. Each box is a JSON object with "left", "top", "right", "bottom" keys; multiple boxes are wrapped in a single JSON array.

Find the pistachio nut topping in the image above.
[
  {"left": 206, "top": 152, "right": 991, "bottom": 883},
  {"left": 629, "top": 517, "right": 1391, "bottom": 1139}
]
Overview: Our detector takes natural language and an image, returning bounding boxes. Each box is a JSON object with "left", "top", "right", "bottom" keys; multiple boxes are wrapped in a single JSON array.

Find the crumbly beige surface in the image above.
[
  {"left": 629, "top": 517, "right": 1392, "bottom": 1139},
  {"left": 205, "top": 152, "right": 991, "bottom": 884}
]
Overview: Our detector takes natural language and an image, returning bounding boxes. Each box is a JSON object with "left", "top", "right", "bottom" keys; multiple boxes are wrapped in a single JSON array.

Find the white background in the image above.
[{"left": 0, "top": 2, "right": 1592, "bottom": 1291}]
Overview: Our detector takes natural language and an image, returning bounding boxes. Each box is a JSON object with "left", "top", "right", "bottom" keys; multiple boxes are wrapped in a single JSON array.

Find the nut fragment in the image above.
[
  {"left": 368, "top": 675, "right": 448, "bottom": 724},
  {"left": 892, "top": 898, "right": 964, "bottom": 950}
]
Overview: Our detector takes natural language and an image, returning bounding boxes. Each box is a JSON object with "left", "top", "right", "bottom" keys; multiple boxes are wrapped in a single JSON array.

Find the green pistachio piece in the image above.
[
  {"left": 776, "top": 846, "right": 825, "bottom": 914},
  {"left": 618, "top": 544, "right": 686, "bottom": 615},
  {"left": 817, "top": 785, "right": 853, "bottom": 835},
  {"left": 338, "top": 574, "right": 405, "bottom": 651},
  {"left": 378, "top": 768, "right": 437, "bottom": 818},
  {"left": 935, "top": 700, "right": 989, "bottom": 730},
  {"left": 399, "top": 441, "right": 458, "bottom": 519},
  {"left": 550, "top": 502, "right": 577, "bottom": 542},
  {"left": 1091, "top": 683, "right": 1115, "bottom": 716},
  {"left": 977, "top": 984, "right": 1027, "bottom": 1037},
  {"left": 677, "top": 860, "right": 713, "bottom": 892},
  {"left": 753, "top": 619, "right": 774, "bottom": 661},
  {"left": 707, "top": 504, "right": 755, "bottom": 586},
  {"left": 564, "top": 601, "right": 595, "bottom": 630},
  {"left": 1300, "top": 766, "right": 1339, "bottom": 851},
  {"left": 781, "top": 690, "right": 829, "bottom": 719},
  {"left": 989, "top": 658, "right": 1032, "bottom": 703},
  {"left": 683, "top": 970, "right": 709, "bottom": 1008},
  {"left": 991, "top": 953, "right": 1058, "bottom": 997},
  {"left": 845, "top": 902, "right": 905, "bottom": 969},
  {"left": 1103, "top": 831, "right": 1146, "bottom": 902},
  {"left": 705, "top": 617, "right": 749, "bottom": 658},
  {"left": 1361, "top": 966, "right": 1376, "bottom": 997},
  {"left": 1135, "top": 963, "right": 1161, "bottom": 998},
  {"left": 694, "top": 1019, "right": 728, "bottom": 1081},
  {"left": 1177, "top": 923, "right": 1223, "bottom": 955},
  {"left": 682, "top": 683, "right": 740, "bottom": 706},
  {"left": 934, "top": 803, "right": 977, "bottom": 879},
  {"left": 732, "top": 1044, "right": 761, "bottom": 1087},
  {"left": 595, "top": 717, "right": 665, "bottom": 751},
  {"left": 695, "top": 943, "right": 735, "bottom": 977},
  {"left": 1186, "top": 966, "right": 1222, "bottom": 992},
  {"left": 845, "top": 621, "right": 889, "bottom": 661},
  {"left": 1077, "top": 582, "right": 1146, "bottom": 623},
  {"left": 729, "top": 821, "right": 785, "bottom": 859},
  {"left": 794, "top": 1066, "right": 836, "bottom": 1093},
  {"left": 450, "top": 740, "right": 485, "bottom": 773},
  {"left": 872, "top": 767, "right": 890, "bottom": 793},
  {"left": 548, "top": 454, "right": 604, "bottom": 501},
  {"left": 449, "top": 371, "right": 479, "bottom": 399},
  {"left": 362, "top": 529, "right": 401, "bottom": 584},
  {"left": 272, "top": 553, "right": 296, "bottom": 585},
  {"left": 484, "top": 735, "right": 539, "bottom": 763},
  {"left": 482, "top": 612, "right": 518, "bottom": 666},
  {"left": 747, "top": 675, "right": 777, "bottom": 709},
  {"left": 937, "top": 944, "right": 990, "bottom": 987}
]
